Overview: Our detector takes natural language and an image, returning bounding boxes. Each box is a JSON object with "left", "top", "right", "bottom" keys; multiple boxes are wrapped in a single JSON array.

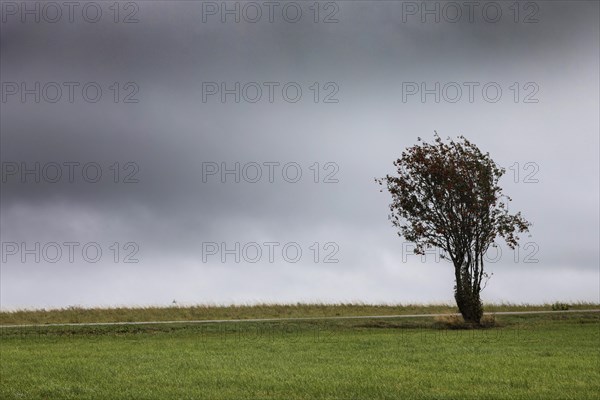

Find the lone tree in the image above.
[{"left": 376, "top": 134, "right": 530, "bottom": 324}]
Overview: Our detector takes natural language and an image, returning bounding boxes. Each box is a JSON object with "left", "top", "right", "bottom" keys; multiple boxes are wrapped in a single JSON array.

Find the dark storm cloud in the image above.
[{"left": 1, "top": 1, "right": 598, "bottom": 308}]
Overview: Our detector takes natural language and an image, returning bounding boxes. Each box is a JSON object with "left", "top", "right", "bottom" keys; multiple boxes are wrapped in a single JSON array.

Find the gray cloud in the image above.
[{"left": 1, "top": 1, "right": 598, "bottom": 308}]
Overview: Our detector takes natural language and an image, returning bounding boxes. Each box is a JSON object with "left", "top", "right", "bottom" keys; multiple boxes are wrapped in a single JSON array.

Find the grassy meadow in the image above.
[
  {"left": 0, "top": 304, "right": 598, "bottom": 399},
  {"left": 1, "top": 302, "right": 597, "bottom": 325}
]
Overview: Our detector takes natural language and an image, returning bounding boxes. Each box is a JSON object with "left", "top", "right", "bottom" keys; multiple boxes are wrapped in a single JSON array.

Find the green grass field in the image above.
[{"left": 1, "top": 304, "right": 598, "bottom": 399}]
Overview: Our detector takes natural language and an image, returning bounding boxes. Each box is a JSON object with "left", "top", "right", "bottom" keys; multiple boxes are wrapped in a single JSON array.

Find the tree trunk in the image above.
[{"left": 454, "top": 262, "right": 483, "bottom": 325}]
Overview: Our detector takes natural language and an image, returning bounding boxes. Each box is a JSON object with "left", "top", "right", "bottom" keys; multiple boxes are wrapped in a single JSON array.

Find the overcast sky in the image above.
[{"left": 1, "top": 0, "right": 598, "bottom": 309}]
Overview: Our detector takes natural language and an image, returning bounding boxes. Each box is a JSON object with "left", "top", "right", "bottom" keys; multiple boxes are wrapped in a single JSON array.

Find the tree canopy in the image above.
[{"left": 377, "top": 134, "right": 530, "bottom": 323}]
